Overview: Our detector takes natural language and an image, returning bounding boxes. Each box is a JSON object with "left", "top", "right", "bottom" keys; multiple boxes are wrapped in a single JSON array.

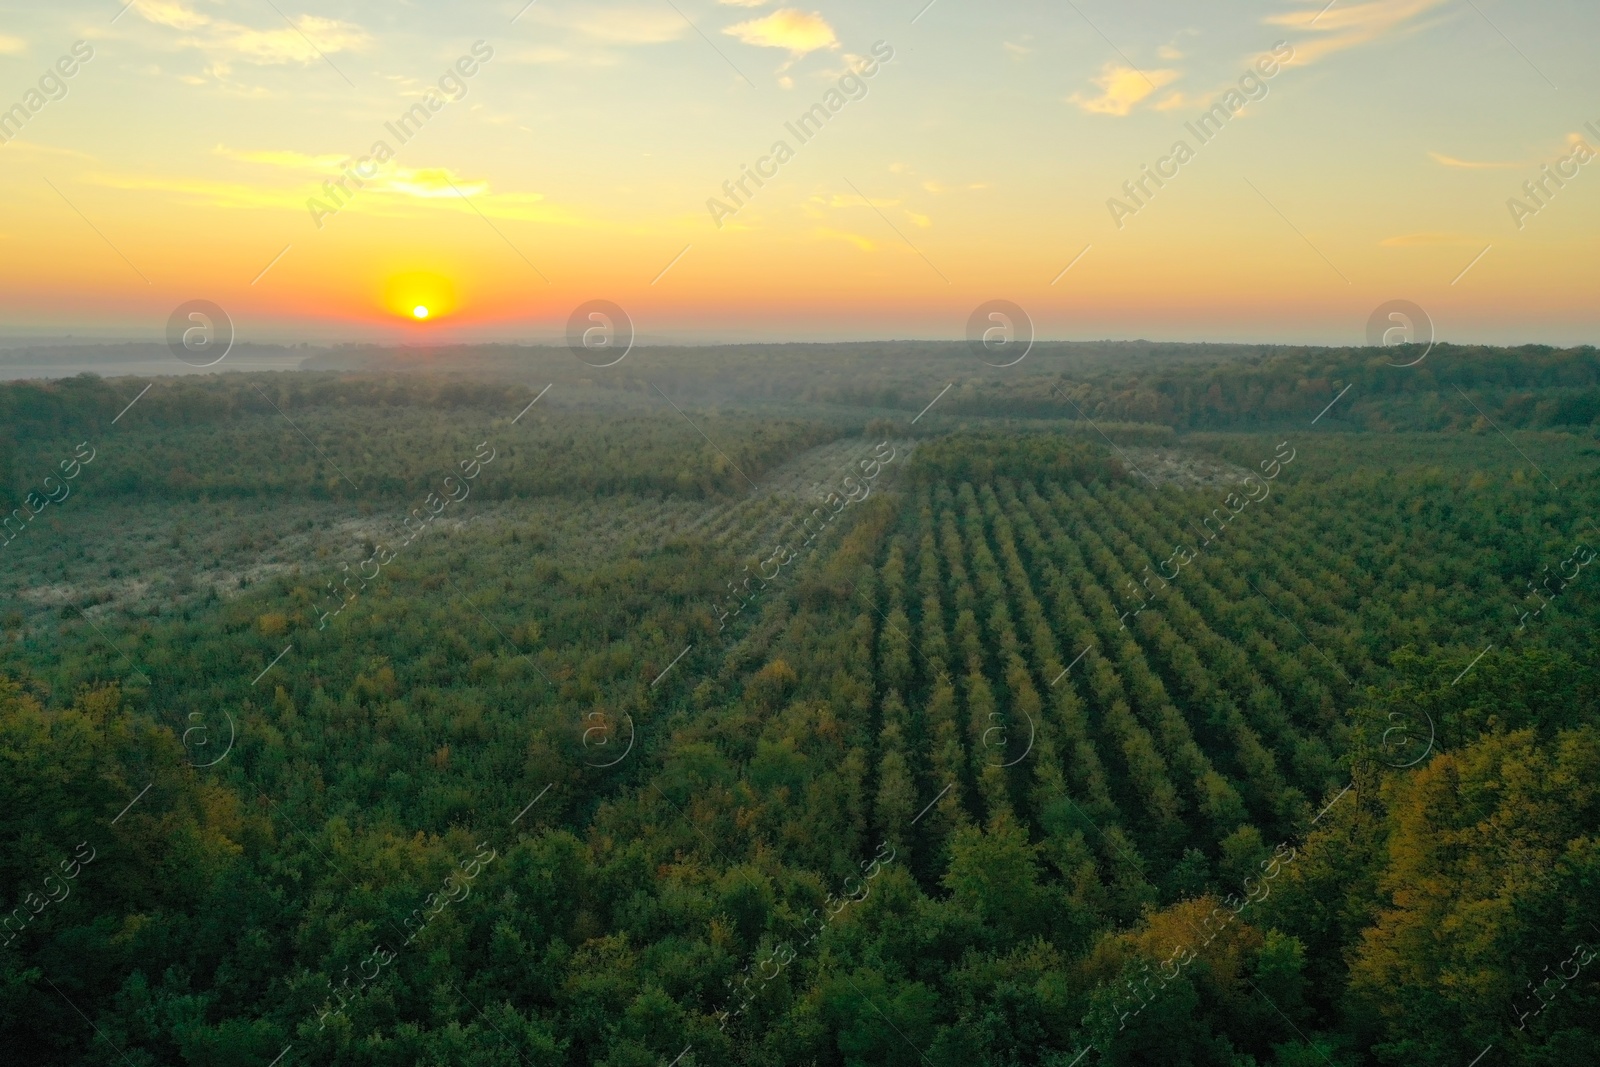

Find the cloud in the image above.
[
  {"left": 1429, "top": 132, "right": 1591, "bottom": 170},
  {"left": 533, "top": 6, "right": 685, "bottom": 44},
  {"left": 0, "top": 140, "right": 97, "bottom": 162},
  {"left": 82, "top": 162, "right": 553, "bottom": 223},
  {"left": 1263, "top": 0, "right": 1449, "bottom": 66},
  {"left": 1428, "top": 151, "right": 1524, "bottom": 170},
  {"left": 1151, "top": 90, "right": 1202, "bottom": 112},
  {"left": 1069, "top": 62, "right": 1180, "bottom": 116},
  {"left": 1150, "top": 86, "right": 1261, "bottom": 114},
  {"left": 212, "top": 79, "right": 281, "bottom": 99},
  {"left": 1380, "top": 232, "right": 1484, "bottom": 247},
  {"left": 814, "top": 53, "right": 871, "bottom": 80},
  {"left": 508, "top": 45, "right": 621, "bottom": 66},
  {"left": 724, "top": 9, "right": 839, "bottom": 56},
  {"left": 133, "top": 2, "right": 370, "bottom": 65},
  {"left": 388, "top": 167, "right": 489, "bottom": 199},
  {"left": 211, "top": 16, "right": 370, "bottom": 64},
  {"left": 213, "top": 147, "right": 497, "bottom": 202},
  {"left": 824, "top": 192, "right": 899, "bottom": 209},
  {"left": 719, "top": 0, "right": 769, "bottom": 5},
  {"left": 1081, "top": 1, "right": 1442, "bottom": 116},
  {"left": 0, "top": 34, "right": 26, "bottom": 55},
  {"left": 132, "top": 1, "right": 211, "bottom": 31},
  {"left": 215, "top": 145, "right": 349, "bottom": 170},
  {"left": 812, "top": 227, "right": 874, "bottom": 251},
  {"left": 76, "top": 139, "right": 594, "bottom": 228},
  {"left": 82, "top": 172, "right": 307, "bottom": 211}
]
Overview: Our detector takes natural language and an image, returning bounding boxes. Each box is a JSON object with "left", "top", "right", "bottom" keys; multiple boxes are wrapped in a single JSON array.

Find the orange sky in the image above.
[{"left": 1, "top": 0, "right": 1596, "bottom": 344}]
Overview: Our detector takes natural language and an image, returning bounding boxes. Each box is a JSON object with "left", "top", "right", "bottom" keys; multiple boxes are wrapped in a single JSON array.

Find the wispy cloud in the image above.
[
  {"left": 812, "top": 227, "right": 874, "bottom": 251},
  {"left": 78, "top": 163, "right": 571, "bottom": 226},
  {"left": 214, "top": 147, "right": 492, "bottom": 200},
  {"left": 132, "top": 1, "right": 370, "bottom": 65},
  {"left": 0, "top": 34, "right": 27, "bottom": 55},
  {"left": 1264, "top": 0, "right": 1449, "bottom": 66},
  {"left": 1429, "top": 130, "right": 1591, "bottom": 171},
  {"left": 822, "top": 192, "right": 898, "bottom": 210},
  {"left": 1150, "top": 90, "right": 1204, "bottom": 112},
  {"left": 0, "top": 141, "right": 98, "bottom": 162},
  {"left": 211, "top": 16, "right": 369, "bottom": 64},
  {"left": 530, "top": 5, "right": 685, "bottom": 44},
  {"left": 1428, "top": 151, "right": 1524, "bottom": 170},
  {"left": 81, "top": 172, "right": 307, "bottom": 211},
  {"left": 215, "top": 146, "right": 348, "bottom": 169},
  {"left": 388, "top": 167, "right": 490, "bottom": 200},
  {"left": 1069, "top": 62, "right": 1180, "bottom": 117},
  {"left": 815, "top": 188, "right": 931, "bottom": 230},
  {"left": 1380, "top": 232, "right": 1484, "bottom": 247},
  {"left": 724, "top": 9, "right": 839, "bottom": 56},
  {"left": 1103, "top": 3, "right": 1443, "bottom": 118},
  {"left": 132, "top": 1, "right": 211, "bottom": 32},
  {"left": 507, "top": 45, "right": 621, "bottom": 66}
]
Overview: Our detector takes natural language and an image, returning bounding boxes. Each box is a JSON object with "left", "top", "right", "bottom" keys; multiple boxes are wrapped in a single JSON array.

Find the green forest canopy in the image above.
[{"left": 1, "top": 350, "right": 1596, "bottom": 1065}]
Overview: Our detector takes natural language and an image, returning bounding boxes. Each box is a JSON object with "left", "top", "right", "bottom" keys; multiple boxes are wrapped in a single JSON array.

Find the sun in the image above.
[{"left": 383, "top": 272, "right": 455, "bottom": 322}]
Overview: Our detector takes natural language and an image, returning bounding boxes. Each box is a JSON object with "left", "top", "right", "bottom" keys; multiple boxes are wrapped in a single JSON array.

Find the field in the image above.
[{"left": 1, "top": 347, "right": 1597, "bottom": 1066}]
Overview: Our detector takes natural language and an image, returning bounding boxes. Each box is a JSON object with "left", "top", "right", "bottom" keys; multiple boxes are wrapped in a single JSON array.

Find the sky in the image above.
[{"left": 0, "top": 0, "right": 1596, "bottom": 346}]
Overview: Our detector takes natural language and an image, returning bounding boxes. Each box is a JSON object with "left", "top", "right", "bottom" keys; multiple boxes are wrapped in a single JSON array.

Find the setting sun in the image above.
[{"left": 382, "top": 272, "right": 456, "bottom": 324}]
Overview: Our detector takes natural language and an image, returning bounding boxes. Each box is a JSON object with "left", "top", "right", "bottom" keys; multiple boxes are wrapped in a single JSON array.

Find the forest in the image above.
[{"left": 0, "top": 343, "right": 1596, "bottom": 1066}]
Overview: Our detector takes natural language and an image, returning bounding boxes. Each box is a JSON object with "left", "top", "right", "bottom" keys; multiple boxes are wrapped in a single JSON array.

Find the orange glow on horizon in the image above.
[{"left": 383, "top": 271, "right": 456, "bottom": 323}]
